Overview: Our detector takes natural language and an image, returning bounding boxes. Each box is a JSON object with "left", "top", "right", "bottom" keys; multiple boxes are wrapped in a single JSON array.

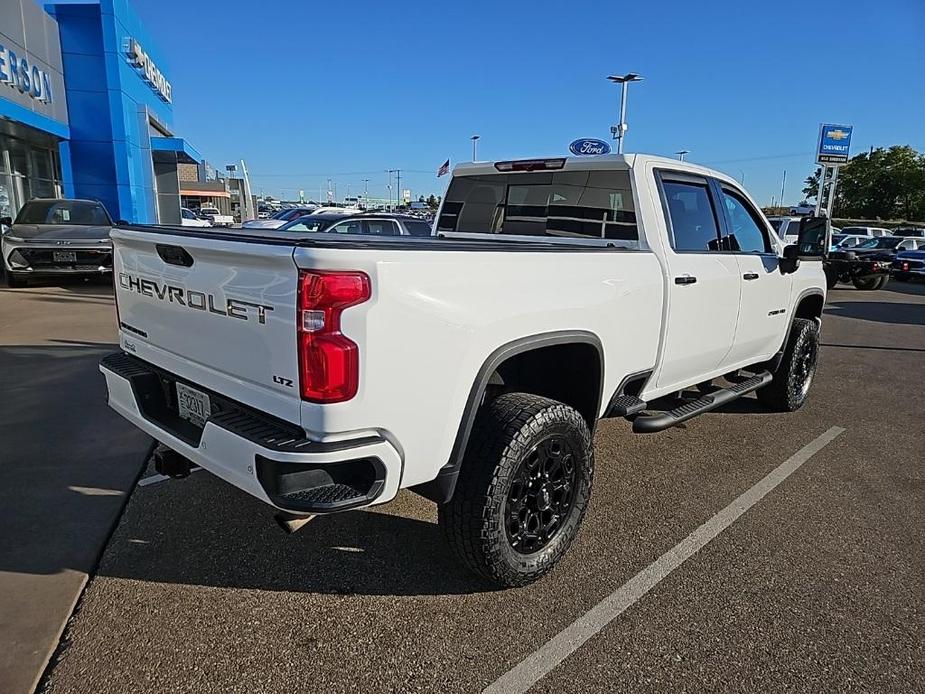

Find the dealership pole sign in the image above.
[
  {"left": 125, "top": 38, "right": 172, "bottom": 103},
  {"left": 816, "top": 124, "right": 853, "bottom": 165},
  {"left": 0, "top": 44, "right": 53, "bottom": 104}
]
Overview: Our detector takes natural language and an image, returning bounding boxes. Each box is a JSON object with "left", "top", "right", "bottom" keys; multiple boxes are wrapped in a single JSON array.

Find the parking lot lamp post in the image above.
[
  {"left": 471, "top": 135, "right": 480, "bottom": 161},
  {"left": 607, "top": 73, "right": 643, "bottom": 155},
  {"left": 675, "top": 150, "right": 689, "bottom": 161}
]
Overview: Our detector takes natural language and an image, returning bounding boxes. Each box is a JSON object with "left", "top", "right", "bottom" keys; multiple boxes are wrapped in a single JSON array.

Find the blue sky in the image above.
[{"left": 136, "top": 0, "right": 924, "bottom": 205}]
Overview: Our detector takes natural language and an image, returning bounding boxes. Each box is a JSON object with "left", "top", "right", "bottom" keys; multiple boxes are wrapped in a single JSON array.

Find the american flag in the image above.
[{"left": 436, "top": 159, "right": 450, "bottom": 177}]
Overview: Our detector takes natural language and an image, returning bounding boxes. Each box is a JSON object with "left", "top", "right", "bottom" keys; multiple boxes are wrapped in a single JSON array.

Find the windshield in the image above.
[
  {"left": 15, "top": 199, "right": 112, "bottom": 226},
  {"left": 857, "top": 237, "right": 901, "bottom": 249},
  {"left": 437, "top": 170, "right": 638, "bottom": 243},
  {"left": 768, "top": 219, "right": 783, "bottom": 232}
]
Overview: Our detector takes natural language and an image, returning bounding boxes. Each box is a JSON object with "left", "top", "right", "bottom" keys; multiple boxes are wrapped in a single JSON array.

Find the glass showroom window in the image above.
[{"left": 0, "top": 135, "right": 63, "bottom": 216}]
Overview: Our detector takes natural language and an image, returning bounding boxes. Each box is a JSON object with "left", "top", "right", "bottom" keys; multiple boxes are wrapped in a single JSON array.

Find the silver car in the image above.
[{"left": 1, "top": 198, "right": 115, "bottom": 287}]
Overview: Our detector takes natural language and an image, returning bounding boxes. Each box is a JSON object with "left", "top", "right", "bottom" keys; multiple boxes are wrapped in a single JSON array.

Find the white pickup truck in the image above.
[
  {"left": 101, "top": 154, "right": 828, "bottom": 587},
  {"left": 198, "top": 206, "right": 234, "bottom": 227}
]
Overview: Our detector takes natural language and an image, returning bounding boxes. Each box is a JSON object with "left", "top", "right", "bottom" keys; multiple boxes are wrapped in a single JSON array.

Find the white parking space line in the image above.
[
  {"left": 137, "top": 467, "right": 202, "bottom": 487},
  {"left": 483, "top": 426, "right": 846, "bottom": 694}
]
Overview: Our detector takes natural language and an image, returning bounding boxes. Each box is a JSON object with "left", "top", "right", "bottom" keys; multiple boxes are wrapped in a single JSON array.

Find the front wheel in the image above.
[
  {"left": 757, "top": 318, "right": 820, "bottom": 412},
  {"left": 439, "top": 392, "right": 593, "bottom": 587}
]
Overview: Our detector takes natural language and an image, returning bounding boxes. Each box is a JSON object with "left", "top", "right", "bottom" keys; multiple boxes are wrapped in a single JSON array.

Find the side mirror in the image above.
[
  {"left": 0, "top": 216, "right": 12, "bottom": 227},
  {"left": 115, "top": 219, "right": 130, "bottom": 226},
  {"left": 780, "top": 244, "right": 801, "bottom": 274},
  {"left": 796, "top": 216, "right": 830, "bottom": 259}
]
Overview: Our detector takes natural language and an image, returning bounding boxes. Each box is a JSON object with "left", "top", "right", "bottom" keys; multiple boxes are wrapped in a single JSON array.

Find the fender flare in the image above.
[
  {"left": 411, "top": 330, "right": 604, "bottom": 504},
  {"left": 768, "top": 288, "right": 824, "bottom": 372}
]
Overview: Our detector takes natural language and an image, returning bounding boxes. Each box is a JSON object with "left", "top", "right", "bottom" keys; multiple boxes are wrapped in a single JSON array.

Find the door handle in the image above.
[
  {"left": 674, "top": 275, "right": 697, "bottom": 285},
  {"left": 743, "top": 272, "right": 760, "bottom": 280}
]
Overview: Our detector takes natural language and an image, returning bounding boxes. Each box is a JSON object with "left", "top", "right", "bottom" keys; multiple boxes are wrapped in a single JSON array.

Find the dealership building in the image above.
[{"left": 0, "top": 0, "right": 218, "bottom": 224}]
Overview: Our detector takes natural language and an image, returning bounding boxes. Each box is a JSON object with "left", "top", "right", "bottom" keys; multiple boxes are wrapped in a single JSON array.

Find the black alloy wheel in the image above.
[{"left": 504, "top": 436, "right": 577, "bottom": 554}]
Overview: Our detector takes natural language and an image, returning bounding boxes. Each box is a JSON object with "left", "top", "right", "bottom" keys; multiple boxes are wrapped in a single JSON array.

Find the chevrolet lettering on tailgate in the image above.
[{"left": 118, "top": 273, "right": 274, "bottom": 324}]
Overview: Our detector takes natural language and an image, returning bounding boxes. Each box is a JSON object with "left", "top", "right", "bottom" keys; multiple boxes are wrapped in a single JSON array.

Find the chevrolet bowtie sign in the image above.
[{"left": 816, "top": 123, "right": 853, "bottom": 165}]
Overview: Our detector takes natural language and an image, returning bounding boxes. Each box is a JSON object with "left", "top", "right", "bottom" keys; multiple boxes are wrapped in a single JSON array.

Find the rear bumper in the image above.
[{"left": 100, "top": 352, "right": 402, "bottom": 513}]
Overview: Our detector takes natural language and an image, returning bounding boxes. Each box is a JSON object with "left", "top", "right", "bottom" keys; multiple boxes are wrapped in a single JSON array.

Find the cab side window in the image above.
[
  {"left": 662, "top": 181, "right": 721, "bottom": 252},
  {"left": 721, "top": 189, "right": 771, "bottom": 253}
]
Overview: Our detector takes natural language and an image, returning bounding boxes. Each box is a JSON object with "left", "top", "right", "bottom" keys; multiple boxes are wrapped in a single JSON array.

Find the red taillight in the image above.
[
  {"left": 902, "top": 262, "right": 909, "bottom": 272},
  {"left": 297, "top": 270, "right": 371, "bottom": 403}
]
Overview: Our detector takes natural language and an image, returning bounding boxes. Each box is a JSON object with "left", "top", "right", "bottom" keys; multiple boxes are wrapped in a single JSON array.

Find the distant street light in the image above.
[
  {"left": 471, "top": 135, "right": 480, "bottom": 161},
  {"left": 607, "top": 73, "right": 643, "bottom": 155},
  {"left": 675, "top": 150, "right": 689, "bottom": 161}
]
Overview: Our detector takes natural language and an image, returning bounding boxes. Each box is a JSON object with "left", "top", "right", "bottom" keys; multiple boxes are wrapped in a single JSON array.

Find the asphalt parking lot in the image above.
[{"left": 2, "top": 278, "right": 923, "bottom": 694}]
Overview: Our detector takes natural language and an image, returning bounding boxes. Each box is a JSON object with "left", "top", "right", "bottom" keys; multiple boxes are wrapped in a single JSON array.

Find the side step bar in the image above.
[{"left": 632, "top": 371, "right": 773, "bottom": 434}]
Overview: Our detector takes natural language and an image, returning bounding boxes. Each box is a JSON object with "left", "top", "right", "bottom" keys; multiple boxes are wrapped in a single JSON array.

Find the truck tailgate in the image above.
[{"left": 111, "top": 227, "right": 302, "bottom": 423}]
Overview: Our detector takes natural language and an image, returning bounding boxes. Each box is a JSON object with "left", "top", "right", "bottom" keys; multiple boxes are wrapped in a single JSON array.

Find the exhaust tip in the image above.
[{"left": 274, "top": 513, "right": 317, "bottom": 534}]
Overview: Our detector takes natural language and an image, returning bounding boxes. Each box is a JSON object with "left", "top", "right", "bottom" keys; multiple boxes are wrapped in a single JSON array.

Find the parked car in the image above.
[
  {"left": 830, "top": 234, "right": 868, "bottom": 251},
  {"left": 180, "top": 207, "right": 211, "bottom": 227},
  {"left": 319, "top": 214, "right": 434, "bottom": 237},
  {"left": 892, "top": 249, "right": 925, "bottom": 282},
  {"left": 892, "top": 227, "right": 925, "bottom": 238},
  {"left": 276, "top": 212, "right": 355, "bottom": 232},
  {"left": 825, "top": 236, "right": 925, "bottom": 289},
  {"left": 241, "top": 207, "right": 318, "bottom": 229},
  {"left": 100, "top": 154, "right": 828, "bottom": 587},
  {"left": 198, "top": 206, "right": 234, "bottom": 227},
  {"left": 841, "top": 225, "right": 890, "bottom": 238},
  {"left": 767, "top": 216, "right": 804, "bottom": 244},
  {"left": 1, "top": 198, "right": 117, "bottom": 287}
]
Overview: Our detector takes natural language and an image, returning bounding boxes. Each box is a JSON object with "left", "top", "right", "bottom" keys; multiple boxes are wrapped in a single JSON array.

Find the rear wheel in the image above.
[
  {"left": 439, "top": 392, "right": 593, "bottom": 587},
  {"left": 757, "top": 318, "right": 819, "bottom": 412},
  {"left": 825, "top": 266, "right": 839, "bottom": 289},
  {"left": 894, "top": 273, "right": 910, "bottom": 282},
  {"left": 852, "top": 276, "right": 883, "bottom": 290}
]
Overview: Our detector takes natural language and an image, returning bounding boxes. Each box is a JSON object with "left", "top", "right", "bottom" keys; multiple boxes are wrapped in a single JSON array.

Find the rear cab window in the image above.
[{"left": 437, "top": 168, "right": 639, "bottom": 246}]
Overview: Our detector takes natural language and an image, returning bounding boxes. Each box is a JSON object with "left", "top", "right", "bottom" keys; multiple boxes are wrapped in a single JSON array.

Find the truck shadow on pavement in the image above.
[
  {"left": 100, "top": 473, "right": 497, "bottom": 596},
  {"left": 825, "top": 300, "right": 925, "bottom": 326}
]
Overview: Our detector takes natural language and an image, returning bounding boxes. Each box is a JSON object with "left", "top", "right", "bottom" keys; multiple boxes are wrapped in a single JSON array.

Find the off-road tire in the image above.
[
  {"left": 438, "top": 392, "right": 593, "bottom": 588},
  {"left": 757, "top": 318, "right": 819, "bottom": 412}
]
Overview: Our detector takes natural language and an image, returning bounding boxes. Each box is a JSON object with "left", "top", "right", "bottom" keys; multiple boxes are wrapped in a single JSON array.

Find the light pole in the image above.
[
  {"left": 387, "top": 169, "right": 397, "bottom": 211},
  {"left": 607, "top": 73, "right": 643, "bottom": 155},
  {"left": 471, "top": 134, "right": 480, "bottom": 161},
  {"left": 675, "top": 150, "right": 689, "bottom": 161},
  {"left": 363, "top": 178, "right": 369, "bottom": 208}
]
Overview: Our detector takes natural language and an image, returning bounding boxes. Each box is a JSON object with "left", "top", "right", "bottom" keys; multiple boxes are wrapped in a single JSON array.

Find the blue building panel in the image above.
[{"left": 8, "top": 0, "right": 210, "bottom": 224}]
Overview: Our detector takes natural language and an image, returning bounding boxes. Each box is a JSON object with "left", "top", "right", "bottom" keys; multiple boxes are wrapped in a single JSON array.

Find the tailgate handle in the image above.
[{"left": 156, "top": 244, "right": 194, "bottom": 267}]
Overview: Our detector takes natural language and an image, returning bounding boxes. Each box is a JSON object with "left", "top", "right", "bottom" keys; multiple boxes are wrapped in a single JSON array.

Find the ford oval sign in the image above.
[{"left": 569, "top": 138, "right": 611, "bottom": 156}]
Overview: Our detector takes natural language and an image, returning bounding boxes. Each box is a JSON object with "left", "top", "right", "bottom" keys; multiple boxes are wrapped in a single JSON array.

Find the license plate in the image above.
[
  {"left": 176, "top": 382, "right": 211, "bottom": 428},
  {"left": 53, "top": 251, "right": 77, "bottom": 263}
]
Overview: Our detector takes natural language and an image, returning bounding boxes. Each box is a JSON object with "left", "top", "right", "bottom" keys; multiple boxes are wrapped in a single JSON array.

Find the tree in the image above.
[
  {"left": 426, "top": 194, "right": 439, "bottom": 210},
  {"left": 799, "top": 146, "right": 925, "bottom": 220}
]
